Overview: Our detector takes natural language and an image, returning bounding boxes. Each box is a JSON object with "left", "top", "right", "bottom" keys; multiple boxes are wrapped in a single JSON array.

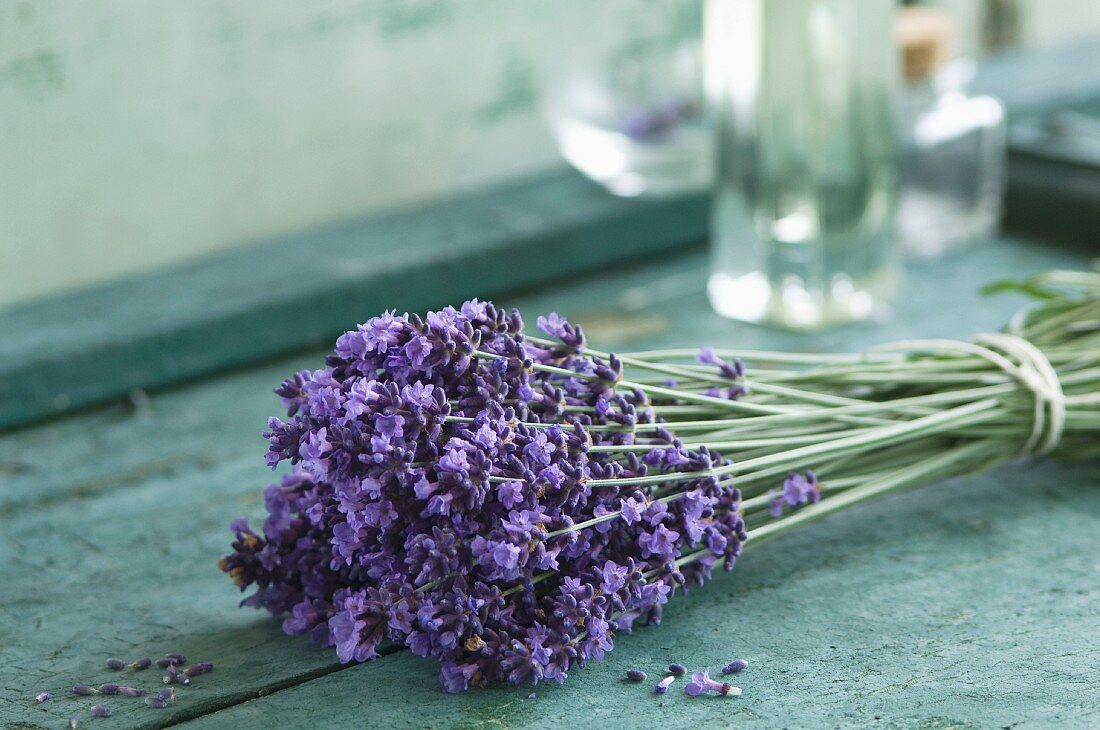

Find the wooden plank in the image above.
[
  {"left": 0, "top": 240, "right": 1092, "bottom": 729},
  {"left": 185, "top": 460, "right": 1100, "bottom": 730},
  {"left": 0, "top": 171, "right": 707, "bottom": 432}
]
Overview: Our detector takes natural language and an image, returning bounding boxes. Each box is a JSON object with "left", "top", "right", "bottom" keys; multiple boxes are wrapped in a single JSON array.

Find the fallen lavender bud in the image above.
[
  {"left": 685, "top": 669, "right": 740, "bottom": 697},
  {"left": 625, "top": 669, "right": 647, "bottom": 682},
  {"left": 668, "top": 663, "right": 687, "bottom": 677},
  {"left": 155, "top": 657, "right": 172, "bottom": 668},
  {"left": 155, "top": 687, "right": 176, "bottom": 702},
  {"left": 72, "top": 685, "right": 98, "bottom": 696},
  {"left": 98, "top": 684, "right": 120, "bottom": 695},
  {"left": 90, "top": 704, "right": 111, "bottom": 717},
  {"left": 183, "top": 662, "right": 213, "bottom": 677},
  {"left": 128, "top": 658, "right": 152, "bottom": 670},
  {"left": 527, "top": 692, "right": 537, "bottom": 700},
  {"left": 146, "top": 697, "right": 168, "bottom": 708},
  {"left": 164, "top": 653, "right": 187, "bottom": 665},
  {"left": 106, "top": 658, "right": 125, "bottom": 670},
  {"left": 654, "top": 675, "right": 675, "bottom": 694},
  {"left": 721, "top": 659, "right": 748, "bottom": 674},
  {"left": 119, "top": 686, "right": 145, "bottom": 697},
  {"left": 162, "top": 666, "right": 177, "bottom": 684},
  {"left": 177, "top": 674, "right": 191, "bottom": 686},
  {"left": 34, "top": 691, "right": 49, "bottom": 703}
]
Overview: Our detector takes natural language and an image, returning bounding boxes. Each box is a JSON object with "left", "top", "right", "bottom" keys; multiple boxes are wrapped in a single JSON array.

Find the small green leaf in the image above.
[{"left": 980, "top": 278, "right": 1059, "bottom": 300}]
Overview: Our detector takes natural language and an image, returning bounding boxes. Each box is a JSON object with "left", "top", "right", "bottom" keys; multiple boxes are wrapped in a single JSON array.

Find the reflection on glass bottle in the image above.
[
  {"left": 705, "top": 0, "right": 902, "bottom": 330},
  {"left": 894, "top": 4, "right": 1006, "bottom": 260},
  {"left": 543, "top": 3, "right": 712, "bottom": 197}
]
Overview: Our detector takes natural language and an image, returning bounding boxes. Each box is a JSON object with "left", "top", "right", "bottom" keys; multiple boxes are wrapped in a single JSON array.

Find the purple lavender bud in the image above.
[
  {"left": 721, "top": 659, "right": 748, "bottom": 674},
  {"left": 177, "top": 674, "right": 191, "bottom": 685},
  {"left": 90, "top": 704, "right": 111, "bottom": 717},
  {"left": 128, "top": 658, "right": 152, "bottom": 670},
  {"left": 685, "top": 669, "right": 735, "bottom": 696},
  {"left": 162, "top": 666, "right": 177, "bottom": 684},
  {"left": 526, "top": 692, "right": 537, "bottom": 700},
  {"left": 98, "top": 684, "right": 120, "bottom": 695},
  {"left": 668, "top": 663, "right": 687, "bottom": 677},
  {"left": 106, "top": 658, "right": 125, "bottom": 670},
  {"left": 626, "top": 669, "right": 647, "bottom": 682},
  {"left": 155, "top": 686, "right": 176, "bottom": 702},
  {"left": 183, "top": 662, "right": 213, "bottom": 677},
  {"left": 146, "top": 696, "right": 168, "bottom": 708},
  {"left": 155, "top": 657, "right": 172, "bottom": 668},
  {"left": 34, "top": 691, "right": 49, "bottom": 703},
  {"left": 72, "top": 685, "right": 98, "bottom": 696},
  {"left": 118, "top": 686, "right": 145, "bottom": 697},
  {"left": 654, "top": 675, "right": 676, "bottom": 694},
  {"left": 164, "top": 653, "right": 187, "bottom": 665}
]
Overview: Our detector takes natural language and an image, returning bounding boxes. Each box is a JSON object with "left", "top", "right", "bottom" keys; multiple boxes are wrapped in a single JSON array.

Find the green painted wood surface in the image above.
[
  {"left": 2, "top": 237, "right": 1097, "bottom": 729},
  {"left": 0, "top": 171, "right": 707, "bottom": 432}
]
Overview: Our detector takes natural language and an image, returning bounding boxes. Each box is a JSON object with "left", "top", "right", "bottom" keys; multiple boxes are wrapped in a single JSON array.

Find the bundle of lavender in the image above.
[{"left": 221, "top": 268, "right": 1100, "bottom": 692}]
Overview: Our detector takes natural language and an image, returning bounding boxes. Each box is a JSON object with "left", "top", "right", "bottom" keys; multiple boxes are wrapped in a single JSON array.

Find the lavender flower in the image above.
[
  {"left": 769, "top": 471, "right": 820, "bottom": 517},
  {"left": 72, "top": 685, "right": 97, "bottom": 696},
  {"left": 105, "top": 658, "right": 125, "bottom": 670},
  {"left": 626, "top": 669, "right": 647, "bottom": 682},
  {"left": 183, "top": 662, "right": 214, "bottom": 677},
  {"left": 34, "top": 691, "right": 48, "bottom": 703},
  {"left": 722, "top": 658, "right": 748, "bottom": 674},
  {"left": 128, "top": 658, "right": 152, "bottom": 670},
  {"left": 684, "top": 668, "right": 740, "bottom": 697},
  {"left": 90, "top": 704, "right": 111, "bottom": 717},
  {"left": 222, "top": 301, "right": 746, "bottom": 692},
  {"left": 654, "top": 675, "right": 676, "bottom": 694},
  {"left": 98, "top": 684, "right": 120, "bottom": 695},
  {"left": 218, "top": 281, "right": 1100, "bottom": 695},
  {"left": 668, "top": 663, "right": 687, "bottom": 677}
]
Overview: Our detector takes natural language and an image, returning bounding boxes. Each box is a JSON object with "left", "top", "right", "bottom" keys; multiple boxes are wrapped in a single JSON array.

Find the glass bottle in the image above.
[
  {"left": 705, "top": 0, "right": 902, "bottom": 329},
  {"left": 542, "top": 2, "right": 712, "bottom": 198},
  {"left": 898, "top": 58, "right": 1006, "bottom": 258}
]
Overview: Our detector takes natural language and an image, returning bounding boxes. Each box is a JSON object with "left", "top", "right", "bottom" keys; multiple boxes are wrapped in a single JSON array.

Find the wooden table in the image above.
[{"left": 1, "top": 170, "right": 1097, "bottom": 729}]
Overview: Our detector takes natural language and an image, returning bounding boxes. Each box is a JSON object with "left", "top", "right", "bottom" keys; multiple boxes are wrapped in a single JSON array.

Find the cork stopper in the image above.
[{"left": 896, "top": 5, "right": 955, "bottom": 83}]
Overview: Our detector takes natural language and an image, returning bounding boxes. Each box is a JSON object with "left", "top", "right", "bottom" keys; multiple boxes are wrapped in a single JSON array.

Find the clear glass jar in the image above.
[
  {"left": 542, "top": 3, "right": 712, "bottom": 198},
  {"left": 898, "top": 60, "right": 1006, "bottom": 258},
  {"left": 705, "top": 0, "right": 902, "bottom": 329}
]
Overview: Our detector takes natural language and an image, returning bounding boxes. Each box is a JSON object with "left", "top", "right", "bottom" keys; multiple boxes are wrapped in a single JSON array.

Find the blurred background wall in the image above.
[{"left": 3, "top": 0, "right": 1100, "bottom": 311}]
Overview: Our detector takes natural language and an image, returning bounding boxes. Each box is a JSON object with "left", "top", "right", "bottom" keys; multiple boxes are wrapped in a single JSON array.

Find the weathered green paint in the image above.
[
  {"left": 0, "top": 171, "right": 707, "bottom": 432},
  {"left": 1, "top": 236, "right": 1095, "bottom": 728},
  {"left": 189, "top": 460, "right": 1100, "bottom": 730}
]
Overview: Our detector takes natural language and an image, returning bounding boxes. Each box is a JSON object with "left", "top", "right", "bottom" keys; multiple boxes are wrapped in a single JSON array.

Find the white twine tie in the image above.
[{"left": 871, "top": 333, "right": 1085, "bottom": 456}]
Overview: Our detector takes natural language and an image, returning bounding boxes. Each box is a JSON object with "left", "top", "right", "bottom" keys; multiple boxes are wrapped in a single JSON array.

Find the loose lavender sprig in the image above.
[{"left": 222, "top": 269, "right": 1100, "bottom": 692}]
